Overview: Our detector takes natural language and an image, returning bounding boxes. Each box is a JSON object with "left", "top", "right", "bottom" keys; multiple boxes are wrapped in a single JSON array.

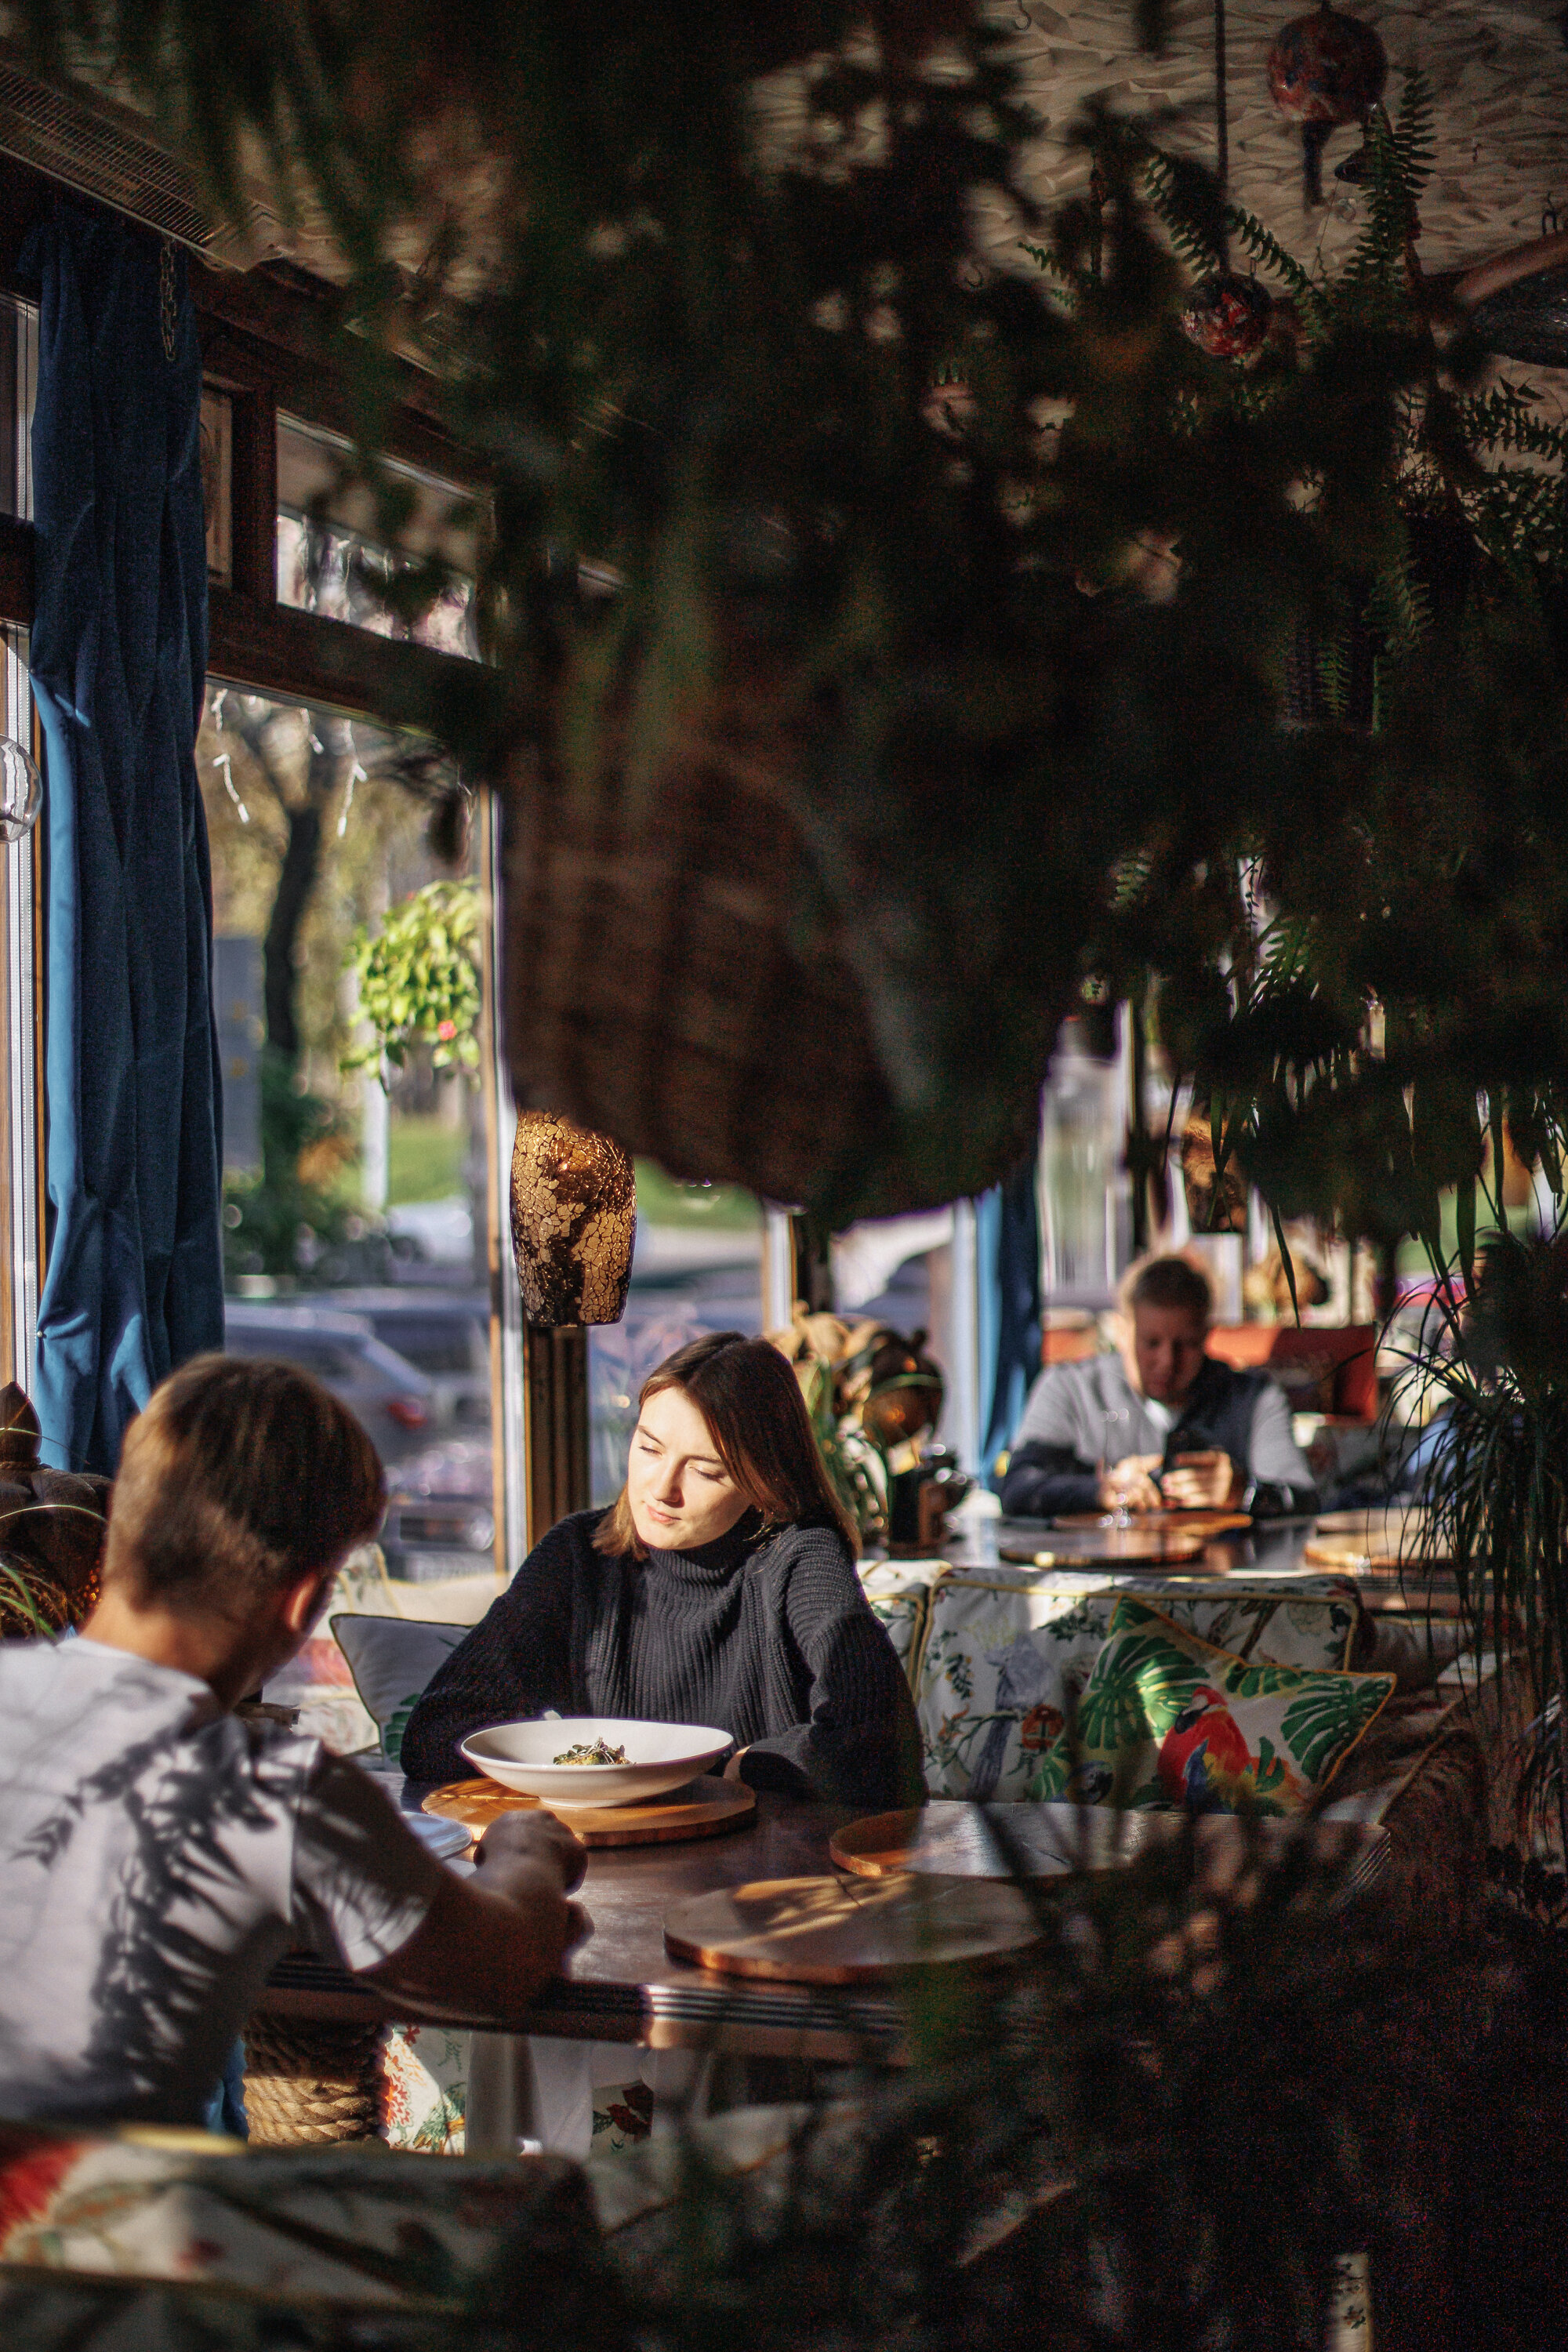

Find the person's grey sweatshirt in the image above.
[{"left": 998, "top": 1351, "right": 1317, "bottom": 1520}]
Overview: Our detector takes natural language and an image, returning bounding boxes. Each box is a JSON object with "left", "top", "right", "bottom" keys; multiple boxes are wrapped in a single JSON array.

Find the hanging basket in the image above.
[{"left": 502, "top": 728, "right": 902, "bottom": 1218}]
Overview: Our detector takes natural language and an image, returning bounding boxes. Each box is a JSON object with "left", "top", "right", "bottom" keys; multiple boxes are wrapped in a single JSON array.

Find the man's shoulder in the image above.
[
  {"left": 1195, "top": 1355, "right": 1273, "bottom": 1406},
  {"left": 1022, "top": 1352, "right": 1118, "bottom": 1417}
]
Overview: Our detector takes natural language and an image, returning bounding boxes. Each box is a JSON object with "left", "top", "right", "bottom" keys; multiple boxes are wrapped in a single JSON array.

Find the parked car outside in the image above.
[
  {"left": 382, "top": 1438, "right": 497, "bottom": 1582},
  {"left": 324, "top": 1290, "right": 490, "bottom": 1433},
  {"left": 223, "top": 1302, "right": 434, "bottom": 1464}
]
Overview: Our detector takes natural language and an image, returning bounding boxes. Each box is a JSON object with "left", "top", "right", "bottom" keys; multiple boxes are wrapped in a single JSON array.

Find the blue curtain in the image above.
[
  {"left": 24, "top": 202, "right": 222, "bottom": 1474},
  {"left": 977, "top": 1160, "right": 1041, "bottom": 1479}
]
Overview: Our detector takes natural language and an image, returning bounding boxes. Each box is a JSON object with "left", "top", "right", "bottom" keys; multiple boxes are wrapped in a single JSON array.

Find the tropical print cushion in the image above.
[
  {"left": 0, "top": 2118, "right": 597, "bottom": 2305},
  {"left": 915, "top": 1570, "right": 1359, "bottom": 1802},
  {"left": 330, "top": 1614, "right": 470, "bottom": 1766},
  {"left": 857, "top": 1559, "right": 948, "bottom": 1693},
  {"left": 1025, "top": 1595, "right": 1395, "bottom": 1815},
  {"left": 382, "top": 2021, "right": 469, "bottom": 2153}
]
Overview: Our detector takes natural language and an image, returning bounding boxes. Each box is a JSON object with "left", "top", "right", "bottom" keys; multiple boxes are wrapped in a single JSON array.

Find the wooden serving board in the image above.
[
  {"left": 829, "top": 1802, "right": 1388, "bottom": 1895},
  {"left": 663, "top": 1873, "right": 1040, "bottom": 1984},
  {"left": 423, "top": 1772, "right": 755, "bottom": 1848},
  {"left": 831, "top": 1802, "right": 1162, "bottom": 1881},
  {"left": 1305, "top": 1509, "right": 1453, "bottom": 1573},
  {"left": 1052, "top": 1511, "right": 1252, "bottom": 1537},
  {"left": 999, "top": 1528, "right": 1208, "bottom": 1568}
]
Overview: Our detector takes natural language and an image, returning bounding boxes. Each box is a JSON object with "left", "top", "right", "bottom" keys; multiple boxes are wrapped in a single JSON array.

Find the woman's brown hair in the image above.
[{"left": 593, "top": 1331, "right": 858, "bottom": 1560}]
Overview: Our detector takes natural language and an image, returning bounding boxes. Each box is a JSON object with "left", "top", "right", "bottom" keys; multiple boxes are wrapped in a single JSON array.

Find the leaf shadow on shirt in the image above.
[{"left": 10, "top": 1715, "right": 289, "bottom": 2104}]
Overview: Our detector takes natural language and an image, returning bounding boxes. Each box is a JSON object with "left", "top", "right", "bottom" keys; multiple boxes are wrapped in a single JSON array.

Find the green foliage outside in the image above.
[
  {"left": 632, "top": 1161, "right": 760, "bottom": 1231},
  {"left": 222, "top": 1050, "right": 360, "bottom": 1283},
  {"left": 343, "top": 880, "right": 482, "bottom": 1083},
  {"left": 388, "top": 1114, "right": 468, "bottom": 1207}
]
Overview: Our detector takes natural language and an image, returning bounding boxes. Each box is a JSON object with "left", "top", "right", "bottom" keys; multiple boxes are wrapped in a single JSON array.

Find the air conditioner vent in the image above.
[{"left": 0, "top": 60, "right": 217, "bottom": 252}]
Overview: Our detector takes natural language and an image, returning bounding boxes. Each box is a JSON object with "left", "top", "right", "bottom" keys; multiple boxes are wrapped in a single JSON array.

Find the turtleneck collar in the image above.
[{"left": 643, "top": 1508, "right": 764, "bottom": 1585}]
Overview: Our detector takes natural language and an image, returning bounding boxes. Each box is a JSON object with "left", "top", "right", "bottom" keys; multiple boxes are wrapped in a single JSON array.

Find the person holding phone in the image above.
[{"left": 998, "top": 1254, "right": 1318, "bottom": 1521}]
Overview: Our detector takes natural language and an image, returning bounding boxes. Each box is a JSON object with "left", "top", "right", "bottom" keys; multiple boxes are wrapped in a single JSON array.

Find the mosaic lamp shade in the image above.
[{"left": 510, "top": 1111, "right": 637, "bottom": 1327}]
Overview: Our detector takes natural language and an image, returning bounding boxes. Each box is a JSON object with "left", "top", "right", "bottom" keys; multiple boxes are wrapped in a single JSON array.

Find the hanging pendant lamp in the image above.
[
  {"left": 510, "top": 1110, "right": 637, "bottom": 1327},
  {"left": 1268, "top": 0, "right": 1387, "bottom": 206}
]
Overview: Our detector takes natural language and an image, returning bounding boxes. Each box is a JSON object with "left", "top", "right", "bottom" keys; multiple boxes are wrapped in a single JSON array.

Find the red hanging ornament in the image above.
[
  {"left": 1268, "top": 1, "right": 1387, "bottom": 205},
  {"left": 1181, "top": 270, "right": 1272, "bottom": 358}
]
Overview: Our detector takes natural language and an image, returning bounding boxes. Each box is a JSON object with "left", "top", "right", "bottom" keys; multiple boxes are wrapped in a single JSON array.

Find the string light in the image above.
[
  {"left": 337, "top": 724, "right": 368, "bottom": 837},
  {"left": 212, "top": 750, "right": 249, "bottom": 824}
]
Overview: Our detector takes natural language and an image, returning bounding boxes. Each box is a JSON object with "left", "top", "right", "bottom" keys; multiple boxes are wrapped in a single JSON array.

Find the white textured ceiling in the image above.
[{"left": 982, "top": 0, "right": 1568, "bottom": 274}]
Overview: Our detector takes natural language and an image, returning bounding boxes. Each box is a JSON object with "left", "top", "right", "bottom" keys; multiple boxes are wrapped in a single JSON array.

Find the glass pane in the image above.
[
  {"left": 275, "top": 412, "right": 484, "bottom": 659},
  {"left": 198, "top": 683, "right": 493, "bottom": 1608},
  {"left": 588, "top": 1170, "right": 763, "bottom": 1507}
]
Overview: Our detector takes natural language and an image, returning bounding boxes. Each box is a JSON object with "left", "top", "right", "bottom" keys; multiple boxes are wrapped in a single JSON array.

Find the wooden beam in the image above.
[{"left": 206, "top": 583, "right": 481, "bottom": 724}]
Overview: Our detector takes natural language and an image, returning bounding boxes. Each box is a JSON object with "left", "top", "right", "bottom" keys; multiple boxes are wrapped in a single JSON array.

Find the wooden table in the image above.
[{"left": 260, "top": 1787, "right": 910, "bottom": 2064}]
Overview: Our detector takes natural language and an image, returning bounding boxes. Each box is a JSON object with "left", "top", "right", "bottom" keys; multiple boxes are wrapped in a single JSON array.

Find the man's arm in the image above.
[
  {"left": 998, "top": 1439, "right": 1102, "bottom": 1519},
  {"left": 289, "top": 1759, "right": 587, "bottom": 2018},
  {"left": 1242, "top": 1380, "right": 1319, "bottom": 1516},
  {"left": 361, "top": 1813, "right": 587, "bottom": 2016}
]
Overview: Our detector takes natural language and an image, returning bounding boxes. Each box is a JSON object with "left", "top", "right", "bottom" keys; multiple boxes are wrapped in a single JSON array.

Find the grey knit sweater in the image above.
[{"left": 397, "top": 1507, "right": 923, "bottom": 1813}]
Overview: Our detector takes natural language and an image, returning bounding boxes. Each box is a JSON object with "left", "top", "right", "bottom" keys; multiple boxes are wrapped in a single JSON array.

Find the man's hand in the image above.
[
  {"left": 1160, "top": 1450, "right": 1242, "bottom": 1510},
  {"left": 361, "top": 1807, "right": 589, "bottom": 2015},
  {"left": 474, "top": 1809, "right": 586, "bottom": 1895},
  {"left": 1097, "top": 1454, "right": 1164, "bottom": 1514}
]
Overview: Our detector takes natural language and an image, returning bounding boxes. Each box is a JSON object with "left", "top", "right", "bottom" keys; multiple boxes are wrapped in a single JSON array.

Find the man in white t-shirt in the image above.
[{"left": 0, "top": 1353, "right": 585, "bottom": 2129}]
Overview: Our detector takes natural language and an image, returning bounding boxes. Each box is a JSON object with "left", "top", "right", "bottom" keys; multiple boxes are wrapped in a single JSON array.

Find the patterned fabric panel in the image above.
[
  {"left": 916, "top": 1573, "right": 1359, "bottom": 1802},
  {"left": 382, "top": 2020, "right": 468, "bottom": 2154},
  {"left": 1027, "top": 1595, "right": 1395, "bottom": 1815},
  {"left": 0, "top": 2121, "right": 594, "bottom": 2303},
  {"left": 857, "top": 1560, "right": 950, "bottom": 1694}
]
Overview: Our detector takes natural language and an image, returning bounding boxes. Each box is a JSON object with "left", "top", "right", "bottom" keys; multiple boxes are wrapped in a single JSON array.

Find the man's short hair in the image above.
[
  {"left": 104, "top": 1355, "right": 386, "bottom": 1617},
  {"left": 1122, "top": 1254, "right": 1214, "bottom": 1324}
]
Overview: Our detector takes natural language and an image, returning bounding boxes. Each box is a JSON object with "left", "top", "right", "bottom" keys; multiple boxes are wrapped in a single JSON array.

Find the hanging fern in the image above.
[
  {"left": 1222, "top": 205, "right": 1315, "bottom": 300},
  {"left": 1140, "top": 148, "right": 1225, "bottom": 278},
  {"left": 1392, "top": 66, "right": 1436, "bottom": 201}
]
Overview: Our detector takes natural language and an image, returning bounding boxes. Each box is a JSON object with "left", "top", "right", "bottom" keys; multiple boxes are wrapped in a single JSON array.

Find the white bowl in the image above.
[{"left": 459, "top": 1717, "right": 733, "bottom": 1809}]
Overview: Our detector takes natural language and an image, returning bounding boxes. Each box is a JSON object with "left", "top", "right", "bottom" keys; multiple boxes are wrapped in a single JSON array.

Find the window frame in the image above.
[{"left": 0, "top": 154, "right": 528, "bottom": 1570}]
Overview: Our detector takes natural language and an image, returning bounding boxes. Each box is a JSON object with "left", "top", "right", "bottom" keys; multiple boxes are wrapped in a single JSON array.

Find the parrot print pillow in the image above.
[{"left": 1025, "top": 1595, "right": 1395, "bottom": 1816}]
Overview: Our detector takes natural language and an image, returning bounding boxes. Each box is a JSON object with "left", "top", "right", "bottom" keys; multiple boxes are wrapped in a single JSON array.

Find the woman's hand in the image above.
[{"left": 1160, "top": 1451, "right": 1242, "bottom": 1509}]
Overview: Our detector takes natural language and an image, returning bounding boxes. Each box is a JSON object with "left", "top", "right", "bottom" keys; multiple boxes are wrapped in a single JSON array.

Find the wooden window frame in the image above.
[{"left": 0, "top": 151, "right": 541, "bottom": 1565}]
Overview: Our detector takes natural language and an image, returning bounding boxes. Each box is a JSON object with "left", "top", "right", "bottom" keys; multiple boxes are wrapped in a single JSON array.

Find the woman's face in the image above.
[{"left": 626, "top": 1383, "right": 751, "bottom": 1553}]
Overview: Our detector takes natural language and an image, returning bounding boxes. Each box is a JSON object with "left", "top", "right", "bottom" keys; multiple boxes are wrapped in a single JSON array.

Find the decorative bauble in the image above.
[
  {"left": 510, "top": 1112, "right": 636, "bottom": 1327},
  {"left": 1181, "top": 272, "right": 1272, "bottom": 359},
  {"left": 1267, "top": 2, "right": 1387, "bottom": 204}
]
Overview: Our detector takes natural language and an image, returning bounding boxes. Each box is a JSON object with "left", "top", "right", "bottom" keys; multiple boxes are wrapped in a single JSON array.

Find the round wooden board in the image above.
[
  {"left": 423, "top": 1772, "right": 755, "bottom": 1848},
  {"left": 831, "top": 1802, "right": 1164, "bottom": 1880},
  {"left": 829, "top": 1803, "right": 1388, "bottom": 1894},
  {"left": 1052, "top": 1511, "right": 1252, "bottom": 1537},
  {"left": 1306, "top": 1511, "right": 1452, "bottom": 1573},
  {"left": 662, "top": 1873, "right": 1040, "bottom": 1984},
  {"left": 999, "top": 1528, "right": 1207, "bottom": 1568}
]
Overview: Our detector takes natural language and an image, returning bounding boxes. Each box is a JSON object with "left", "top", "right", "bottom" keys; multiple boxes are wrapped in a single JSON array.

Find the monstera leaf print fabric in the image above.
[
  {"left": 1026, "top": 1596, "right": 1394, "bottom": 1815},
  {"left": 915, "top": 1571, "right": 1361, "bottom": 1802}
]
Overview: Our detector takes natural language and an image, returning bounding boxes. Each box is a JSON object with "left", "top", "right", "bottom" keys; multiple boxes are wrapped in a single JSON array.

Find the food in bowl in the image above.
[
  {"left": 554, "top": 1737, "right": 630, "bottom": 1766},
  {"left": 460, "top": 1716, "right": 733, "bottom": 1809}
]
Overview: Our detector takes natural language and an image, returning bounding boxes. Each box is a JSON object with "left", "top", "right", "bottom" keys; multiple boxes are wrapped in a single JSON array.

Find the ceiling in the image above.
[{"left": 978, "top": 0, "right": 1568, "bottom": 274}]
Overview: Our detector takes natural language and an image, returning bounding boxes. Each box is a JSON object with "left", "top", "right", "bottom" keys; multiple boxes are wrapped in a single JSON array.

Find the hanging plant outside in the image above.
[{"left": 342, "top": 880, "right": 481, "bottom": 1085}]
